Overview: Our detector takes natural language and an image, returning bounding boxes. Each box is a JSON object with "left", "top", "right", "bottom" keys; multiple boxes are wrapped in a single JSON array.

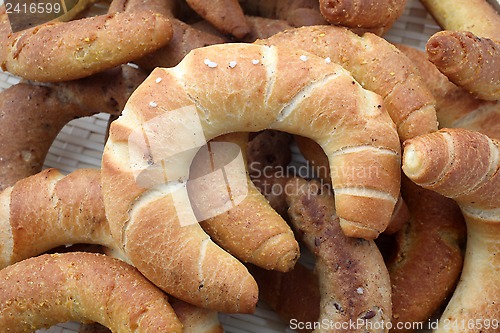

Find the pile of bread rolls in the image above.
[{"left": 0, "top": 0, "right": 498, "bottom": 332}]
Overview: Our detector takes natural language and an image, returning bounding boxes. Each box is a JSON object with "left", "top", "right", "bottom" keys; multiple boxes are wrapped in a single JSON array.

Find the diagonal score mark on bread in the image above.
[{"left": 102, "top": 43, "right": 401, "bottom": 312}]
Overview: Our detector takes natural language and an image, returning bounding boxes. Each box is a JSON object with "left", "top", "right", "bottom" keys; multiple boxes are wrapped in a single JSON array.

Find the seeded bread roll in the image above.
[
  {"left": 0, "top": 8, "right": 171, "bottom": 82},
  {"left": 0, "top": 252, "right": 183, "bottom": 332}
]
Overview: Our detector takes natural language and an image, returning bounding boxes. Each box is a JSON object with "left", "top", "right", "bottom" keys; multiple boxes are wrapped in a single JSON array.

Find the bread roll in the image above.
[{"left": 0, "top": 252, "right": 183, "bottom": 332}]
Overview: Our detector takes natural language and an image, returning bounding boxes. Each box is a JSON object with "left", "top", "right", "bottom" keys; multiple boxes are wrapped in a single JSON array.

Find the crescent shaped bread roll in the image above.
[
  {"left": 0, "top": 252, "right": 183, "bottom": 332},
  {"left": 102, "top": 43, "right": 400, "bottom": 312},
  {"left": 0, "top": 9, "right": 172, "bottom": 82},
  {"left": 0, "top": 168, "right": 115, "bottom": 269},
  {"left": 285, "top": 177, "right": 392, "bottom": 332},
  {"left": 191, "top": 132, "right": 299, "bottom": 272},
  {"left": 426, "top": 31, "right": 500, "bottom": 101},
  {"left": 402, "top": 128, "right": 500, "bottom": 331},
  {"left": 257, "top": 26, "right": 438, "bottom": 141}
]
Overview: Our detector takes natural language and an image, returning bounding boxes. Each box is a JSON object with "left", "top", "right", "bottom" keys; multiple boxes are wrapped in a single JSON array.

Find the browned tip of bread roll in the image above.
[
  {"left": 402, "top": 128, "right": 500, "bottom": 209},
  {"left": 0, "top": 10, "right": 172, "bottom": 82},
  {"left": 185, "top": 0, "right": 250, "bottom": 38},
  {"left": 0, "top": 252, "right": 183, "bottom": 332},
  {"left": 426, "top": 31, "right": 500, "bottom": 101},
  {"left": 191, "top": 132, "right": 299, "bottom": 272}
]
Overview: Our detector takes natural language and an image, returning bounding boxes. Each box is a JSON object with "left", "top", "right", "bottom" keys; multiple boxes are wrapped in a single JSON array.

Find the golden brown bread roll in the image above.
[
  {"left": 258, "top": 25, "right": 438, "bottom": 141},
  {"left": 109, "top": 0, "right": 226, "bottom": 71},
  {"left": 0, "top": 252, "right": 183, "bottom": 332},
  {"left": 396, "top": 44, "right": 500, "bottom": 141},
  {"left": 191, "top": 132, "right": 299, "bottom": 272},
  {"left": 402, "top": 128, "right": 500, "bottom": 332},
  {"left": 426, "top": 31, "right": 500, "bottom": 101},
  {"left": 387, "top": 178, "right": 466, "bottom": 332},
  {"left": 0, "top": 65, "right": 147, "bottom": 190},
  {"left": 102, "top": 48, "right": 400, "bottom": 313},
  {"left": 285, "top": 177, "right": 392, "bottom": 332},
  {"left": 0, "top": 7, "right": 171, "bottom": 82},
  {"left": 319, "top": 0, "right": 407, "bottom": 33},
  {"left": 0, "top": 168, "right": 114, "bottom": 268}
]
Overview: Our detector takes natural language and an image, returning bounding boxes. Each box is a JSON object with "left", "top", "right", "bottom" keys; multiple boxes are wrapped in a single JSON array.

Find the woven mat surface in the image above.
[{"left": 0, "top": 0, "right": 441, "bottom": 331}]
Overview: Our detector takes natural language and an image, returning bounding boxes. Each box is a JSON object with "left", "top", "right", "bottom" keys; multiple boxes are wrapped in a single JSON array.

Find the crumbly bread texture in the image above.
[
  {"left": 0, "top": 65, "right": 147, "bottom": 190},
  {"left": 192, "top": 132, "right": 299, "bottom": 272},
  {"left": 285, "top": 177, "right": 392, "bottom": 332},
  {"left": 0, "top": 252, "right": 183, "bottom": 332},
  {"left": 258, "top": 26, "right": 438, "bottom": 141},
  {"left": 402, "top": 128, "right": 500, "bottom": 331},
  {"left": 426, "top": 31, "right": 500, "bottom": 101},
  {"left": 319, "top": 0, "right": 407, "bottom": 33},
  {"left": 387, "top": 177, "right": 466, "bottom": 332},
  {"left": 0, "top": 168, "right": 114, "bottom": 269},
  {"left": 419, "top": 0, "right": 500, "bottom": 41},
  {"left": 397, "top": 44, "right": 500, "bottom": 140},
  {"left": 0, "top": 8, "right": 171, "bottom": 82}
]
